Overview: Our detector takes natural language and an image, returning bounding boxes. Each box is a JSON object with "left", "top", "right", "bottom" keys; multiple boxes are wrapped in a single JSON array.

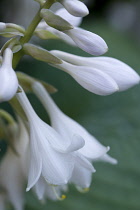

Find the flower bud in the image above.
[
  {"left": 0, "top": 48, "right": 18, "bottom": 102},
  {"left": 58, "top": 0, "right": 89, "bottom": 17},
  {"left": 64, "top": 28, "right": 108, "bottom": 56}
]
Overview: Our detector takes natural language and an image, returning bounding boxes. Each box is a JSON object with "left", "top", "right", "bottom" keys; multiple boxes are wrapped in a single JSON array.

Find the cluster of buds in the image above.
[{"left": 0, "top": 0, "right": 139, "bottom": 209}]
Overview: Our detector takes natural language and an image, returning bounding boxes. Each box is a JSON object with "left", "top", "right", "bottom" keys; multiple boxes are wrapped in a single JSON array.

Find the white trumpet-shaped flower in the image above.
[
  {"left": 51, "top": 51, "right": 140, "bottom": 91},
  {"left": 0, "top": 48, "right": 18, "bottom": 102},
  {"left": 0, "top": 119, "right": 28, "bottom": 210},
  {"left": 32, "top": 82, "right": 117, "bottom": 165},
  {"left": 51, "top": 59, "right": 119, "bottom": 95},
  {"left": 57, "top": 0, "right": 89, "bottom": 17},
  {"left": 16, "top": 88, "right": 91, "bottom": 191}
]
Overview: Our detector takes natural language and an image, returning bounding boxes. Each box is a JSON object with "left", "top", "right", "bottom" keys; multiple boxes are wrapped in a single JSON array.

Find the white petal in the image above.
[
  {"left": 70, "top": 163, "right": 92, "bottom": 188},
  {"left": 26, "top": 127, "right": 42, "bottom": 191},
  {"left": 56, "top": 8, "right": 82, "bottom": 26},
  {"left": 34, "top": 177, "right": 46, "bottom": 200},
  {"left": 90, "top": 57, "right": 140, "bottom": 91},
  {"left": 41, "top": 143, "right": 74, "bottom": 185},
  {"left": 76, "top": 154, "right": 95, "bottom": 172},
  {"left": 65, "top": 28, "right": 108, "bottom": 55},
  {"left": 59, "top": 0, "right": 89, "bottom": 17},
  {"left": 98, "top": 154, "right": 118, "bottom": 164}
]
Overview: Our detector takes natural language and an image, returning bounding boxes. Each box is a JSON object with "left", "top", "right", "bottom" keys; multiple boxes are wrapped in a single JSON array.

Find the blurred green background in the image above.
[{"left": 0, "top": 0, "right": 140, "bottom": 210}]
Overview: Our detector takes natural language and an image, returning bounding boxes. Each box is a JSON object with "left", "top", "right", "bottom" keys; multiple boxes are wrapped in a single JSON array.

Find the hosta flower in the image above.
[
  {"left": 0, "top": 118, "right": 28, "bottom": 210},
  {"left": 51, "top": 51, "right": 140, "bottom": 91},
  {"left": 57, "top": 0, "right": 89, "bottom": 17},
  {"left": 0, "top": 48, "right": 18, "bottom": 102},
  {"left": 32, "top": 82, "right": 116, "bottom": 164},
  {"left": 16, "top": 88, "right": 91, "bottom": 191}
]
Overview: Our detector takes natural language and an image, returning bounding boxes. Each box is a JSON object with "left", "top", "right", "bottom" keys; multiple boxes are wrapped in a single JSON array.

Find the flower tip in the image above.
[
  {"left": 26, "top": 187, "right": 30, "bottom": 192},
  {"left": 106, "top": 146, "right": 110, "bottom": 152}
]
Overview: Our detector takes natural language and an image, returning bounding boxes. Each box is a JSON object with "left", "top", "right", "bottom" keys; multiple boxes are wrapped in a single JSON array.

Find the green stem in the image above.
[
  {"left": 12, "top": 0, "right": 55, "bottom": 69},
  {"left": 0, "top": 109, "right": 16, "bottom": 125}
]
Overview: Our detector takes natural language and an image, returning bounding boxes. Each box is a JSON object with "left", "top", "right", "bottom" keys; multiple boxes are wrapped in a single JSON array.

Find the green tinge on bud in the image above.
[
  {"left": 17, "top": 72, "right": 57, "bottom": 94},
  {"left": 23, "top": 43, "right": 63, "bottom": 64},
  {"left": 40, "top": 9, "right": 74, "bottom": 31},
  {"left": 35, "top": 29, "right": 59, "bottom": 40}
]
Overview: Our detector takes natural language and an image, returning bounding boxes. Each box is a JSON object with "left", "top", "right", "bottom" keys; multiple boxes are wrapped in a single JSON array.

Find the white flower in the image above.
[
  {"left": 32, "top": 82, "right": 116, "bottom": 164},
  {"left": 64, "top": 27, "right": 108, "bottom": 55},
  {"left": 0, "top": 119, "right": 28, "bottom": 210},
  {"left": 0, "top": 22, "right": 6, "bottom": 31},
  {"left": 37, "top": 9, "right": 107, "bottom": 55},
  {"left": 51, "top": 60, "right": 119, "bottom": 95},
  {"left": 0, "top": 48, "right": 18, "bottom": 102},
  {"left": 51, "top": 50, "right": 140, "bottom": 92},
  {"left": 57, "top": 0, "right": 89, "bottom": 17},
  {"left": 16, "top": 88, "right": 88, "bottom": 191}
]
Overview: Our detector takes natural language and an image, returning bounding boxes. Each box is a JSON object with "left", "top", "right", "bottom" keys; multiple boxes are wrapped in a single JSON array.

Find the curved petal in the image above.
[
  {"left": 98, "top": 153, "right": 118, "bottom": 164},
  {"left": 26, "top": 127, "right": 42, "bottom": 191},
  {"left": 70, "top": 163, "right": 92, "bottom": 188},
  {"left": 41, "top": 141, "right": 74, "bottom": 185},
  {"left": 34, "top": 176, "right": 46, "bottom": 200},
  {"left": 76, "top": 154, "right": 95, "bottom": 172}
]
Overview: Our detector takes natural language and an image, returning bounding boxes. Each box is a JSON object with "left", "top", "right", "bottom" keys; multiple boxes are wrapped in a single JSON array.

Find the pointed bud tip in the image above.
[{"left": 26, "top": 187, "right": 30, "bottom": 192}]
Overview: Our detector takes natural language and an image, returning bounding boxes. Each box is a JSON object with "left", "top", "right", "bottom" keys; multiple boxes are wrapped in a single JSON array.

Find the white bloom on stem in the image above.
[
  {"left": 51, "top": 50, "right": 140, "bottom": 91},
  {"left": 32, "top": 82, "right": 116, "bottom": 165},
  {"left": 0, "top": 119, "right": 28, "bottom": 210},
  {"left": 64, "top": 27, "right": 108, "bottom": 56},
  {"left": 0, "top": 48, "right": 18, "bottom": 102},
  {"left": 57, "top": 0, "right": 89, "bottom": 17},
  {"left": 16, "top": 88, "right": 88, "bottom": 191},
  {"left": 51, "top": 60, "right": 119, "bottom": 95}
]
